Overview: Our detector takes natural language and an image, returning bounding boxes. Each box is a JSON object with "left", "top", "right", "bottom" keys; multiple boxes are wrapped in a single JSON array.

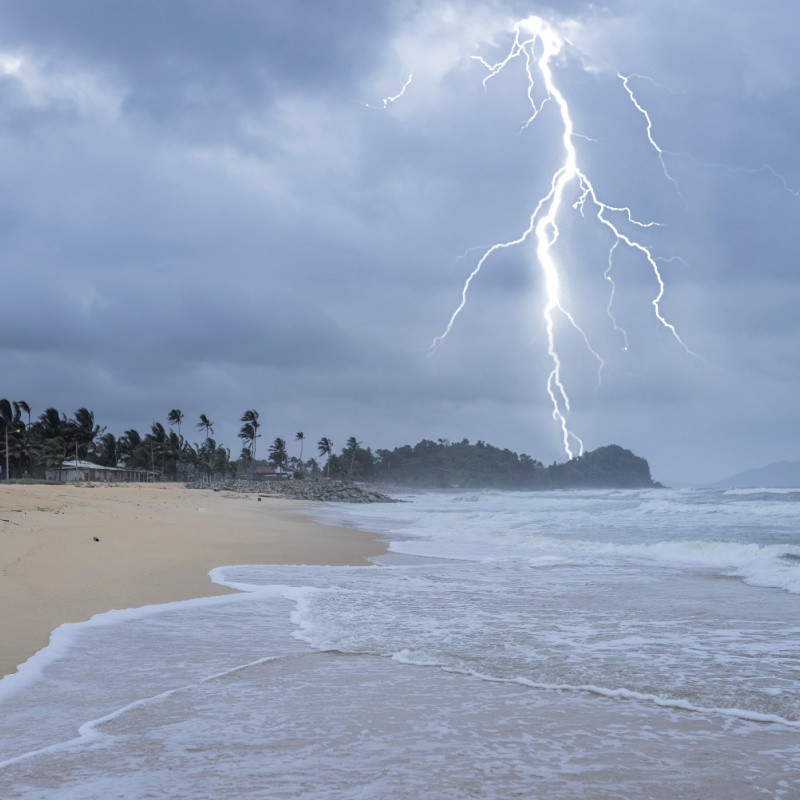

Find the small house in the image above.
[
  {"left": 46, "top": 459, "right": 152, "bottom": 482},
  {"left": 253, "top": 465, "right": 296, "bottom": 480}
]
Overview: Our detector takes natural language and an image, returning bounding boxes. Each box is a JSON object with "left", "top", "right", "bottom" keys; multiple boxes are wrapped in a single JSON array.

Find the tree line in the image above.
[
  {"left": 0, "top": 399, "right": 364, "bottom": 483},
  {"left": 0, "top": 398, "right": 657, "bottom": 488}
]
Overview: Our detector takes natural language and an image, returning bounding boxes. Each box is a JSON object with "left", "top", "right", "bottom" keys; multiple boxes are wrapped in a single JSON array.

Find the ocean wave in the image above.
[{"left": 389, "top": 651, "right": 800, "bottom": 729}]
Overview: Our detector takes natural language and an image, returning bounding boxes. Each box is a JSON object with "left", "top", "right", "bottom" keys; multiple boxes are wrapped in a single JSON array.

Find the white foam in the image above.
[
  {"left": 389, "top": 651, "right": 800, "bottom": 729},
  {"left": 0, "top": 593, "right": 251, "bottom": 704},
  {"left": 3, "top": 488, "right": 798, "bottom": 798}
]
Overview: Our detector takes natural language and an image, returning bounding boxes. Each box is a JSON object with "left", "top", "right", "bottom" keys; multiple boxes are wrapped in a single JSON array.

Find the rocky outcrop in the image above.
[{"left": 195, "top": 478, "right": 399, "bottom": 503}]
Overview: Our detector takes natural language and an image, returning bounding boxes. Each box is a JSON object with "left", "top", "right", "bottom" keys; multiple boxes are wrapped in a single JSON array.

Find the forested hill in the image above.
[{"left": 374, "top": 440, "right": 659, "bottom": 490}]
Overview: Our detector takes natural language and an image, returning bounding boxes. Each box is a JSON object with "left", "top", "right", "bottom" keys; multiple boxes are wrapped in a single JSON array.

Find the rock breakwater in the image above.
[{"left": 195, "top": 478, "right": 400, "bottom": 504}]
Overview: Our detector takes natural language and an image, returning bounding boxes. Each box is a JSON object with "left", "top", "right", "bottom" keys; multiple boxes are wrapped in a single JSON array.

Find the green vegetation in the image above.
[
  {"left": 367, "top": 440, "right": 657, "bottom": 489},
  {"left": 372, "top": 438, "right": 541, "bottom": 488},
  {"left": 0, "top": 399, "right": 237, "bottom": 482},
  {"left": 268, "top": 437, "right": 288, "bottom": 468},
  {"left": 532, "top": 445, "right": 660, "bottom": 489},
  {"left": 313, "top": 439, "right": 658, "bottom": 489},
  {"left": 0, "top": 397, "right": 659, "bottom": 488}
]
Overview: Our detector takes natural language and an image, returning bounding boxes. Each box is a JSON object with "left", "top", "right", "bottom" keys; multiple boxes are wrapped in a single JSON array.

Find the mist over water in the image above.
[{"left": 1, "top": 488, "right": 799, "bottom": 797}]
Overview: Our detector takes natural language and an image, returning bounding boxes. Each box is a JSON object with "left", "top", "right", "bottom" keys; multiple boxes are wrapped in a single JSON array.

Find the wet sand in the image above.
[{"left": 0, "top": 483, "right": 386, "bottom": 678}]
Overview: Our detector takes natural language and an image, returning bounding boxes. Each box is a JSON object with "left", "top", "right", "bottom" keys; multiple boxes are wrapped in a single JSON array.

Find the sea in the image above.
[{"left": 1, "top": 487, "right": 799, "bottom": 799}]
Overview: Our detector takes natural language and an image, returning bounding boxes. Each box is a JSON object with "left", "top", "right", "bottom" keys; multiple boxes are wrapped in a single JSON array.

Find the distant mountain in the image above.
[{"left": 710, "top": 460, "right": 800, "bottom": 489}]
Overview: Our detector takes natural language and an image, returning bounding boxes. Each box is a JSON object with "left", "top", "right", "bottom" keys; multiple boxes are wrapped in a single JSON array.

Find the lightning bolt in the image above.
[
  {"left": 384, "top": 73, "right": 413, "bottom": 108},
  {"left": 616, "top": 76, "right": 800, "bottom": 200},
  {"left": 429, "top": 17, "right": 697, "bottom": 459},
  {"left": 364, "top": 73, "right": 413, "bottom": 110},
  {"left": 665, "top": 153, "right": 800, "bottom": 199},
  {"left": 619, "top": 73, "right": 686, "bottom": 206},
  {"left": 604, "top": 240, "right": 629, "bottom": 351}
]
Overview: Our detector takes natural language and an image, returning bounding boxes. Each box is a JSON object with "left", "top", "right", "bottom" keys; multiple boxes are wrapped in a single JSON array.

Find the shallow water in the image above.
[{"left": 1, "top": 488, "right": 799, "bottom": 798}]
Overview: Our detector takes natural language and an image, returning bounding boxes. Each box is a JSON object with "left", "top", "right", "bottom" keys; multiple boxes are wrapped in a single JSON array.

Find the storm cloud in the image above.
[{"left": 1, "top": 0, "right": 798, "bottom": 483}]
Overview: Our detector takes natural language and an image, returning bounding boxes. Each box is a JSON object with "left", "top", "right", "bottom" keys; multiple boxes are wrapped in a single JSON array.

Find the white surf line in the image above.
[
  {"left": 0, "top": 593, "right": 257, "bottom": 705},
  {"left": 0, "top": 654, "right": 281, "bottom": 770},
  {"left": 391, "top": 657, "right": 800, "bottom": 729}
]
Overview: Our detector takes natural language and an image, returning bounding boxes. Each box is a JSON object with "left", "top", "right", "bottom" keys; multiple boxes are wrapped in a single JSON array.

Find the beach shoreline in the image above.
[{"left": 0, "top": 482, "right": 387, "bottom": 679}]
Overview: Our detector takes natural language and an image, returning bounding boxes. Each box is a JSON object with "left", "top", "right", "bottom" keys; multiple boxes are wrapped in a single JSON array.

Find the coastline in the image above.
[{"left": 0, "top": 482, "right": 387, "bottom": 679}]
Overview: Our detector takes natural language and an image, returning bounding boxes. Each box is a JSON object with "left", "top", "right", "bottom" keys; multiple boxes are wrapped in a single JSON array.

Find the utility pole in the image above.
[{"left": 4, "top": 423, "right": 20, "bottom": 481}]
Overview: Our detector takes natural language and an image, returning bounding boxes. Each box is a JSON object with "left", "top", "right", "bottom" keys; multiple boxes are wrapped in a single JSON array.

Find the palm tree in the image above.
[
  {"left": 240, "top": 410, "right": 261, "bottom": 477},
  {"left": 145, "top": 422, "right": 170, "bottom": 479},
  {"left": 15, "top": 401, "right": 31, "bottom": 429},
  {"left": 295, "top": 431, "right": 305, "bottom": 462},
  {"left": 9, "top": 431, "right": 38, "bottom": 478},
  {"left": 167, "top": 409, "right": 184, "bottom": 438},
  {"left": 197, "top": 414, "right": 214, "bottom": 443},
  {"left": 72, "top": 407, "right": 104, "bottom": 462},
  {"left": 211, "top": 445, "right": 231, "bottom": 482},
  {"left": 39, "top": 437, "right": 67, "bottom": 481},
  {"left": 345, "top": 436, "right": 361, "bottom": 482},
  {"left": 226, "top": 457, "right": 239, "bottom": 481},
  {"left": 167, "top": 430, "right": 185, "bottom": 479},
  {"left": 238, "top": 442, "right": 252, "bottom": 477},
  {"left": 268, "top": 437, "right": 288, "bottom": 469},
  {"left": 0, "top": 399, "right": 23, "bottom": 480},
  {"left": 117, "top": 428, "right": 151, "bottom": 472},
  {"left": 37, "top": 407, "right": 67, "bottom": 440},
  {"left": 182, "top": 442, "right": 199, "bottom": 481},
  {"left": 118, "top": 428, "right": 142, "bottom": 459},
  {"left": 317, "top": 437, "right": 333, "bottom": 478},
  {"left": 193, "top": 437, "right": 218, "bottom": 483},
  {"left": 96, "top": 432, "right": 118, "bottom": 467}
]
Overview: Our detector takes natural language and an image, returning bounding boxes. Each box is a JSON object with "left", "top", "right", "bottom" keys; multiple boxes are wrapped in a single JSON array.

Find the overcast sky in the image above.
[{"left": 1, "top": 0, "right": 798, "bottom": 484}]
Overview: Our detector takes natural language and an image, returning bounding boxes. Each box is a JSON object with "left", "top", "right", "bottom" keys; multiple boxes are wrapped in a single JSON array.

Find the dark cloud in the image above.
[{"left": 0, "top": 0, "right": 798, "bottom": 482}]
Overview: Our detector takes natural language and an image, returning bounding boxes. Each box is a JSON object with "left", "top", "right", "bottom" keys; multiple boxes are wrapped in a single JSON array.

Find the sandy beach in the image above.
[{"left": 0, "top": 482, "right": 386, "bottom": 679}]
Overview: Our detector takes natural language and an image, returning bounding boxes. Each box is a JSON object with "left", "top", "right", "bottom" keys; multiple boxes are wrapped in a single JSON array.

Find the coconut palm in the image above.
[
  {"left": 145, "top": 422, "right": 170, "bottom": 479},
  {"left": 211, "top": 445, "right": 231, "bottom": 482},
  {"left": 317, "top": 437, "right": 333, "bottom": 478},
  {"left": 37, "top": 407, "right": 67, "bottom": 440},
  {"left": 194, "top": 437, "right": 217, "bottom": 483},
  {"left": 196, "top": 414, "right": 214, "bottom": 443},
  {"left": 117, "top": 429, "right": 149, "bottom": 471},
  {"left": 182, "top": 442, "right": 199, "bottom": 481},
  {"left": 238, "top": 423, "right": 256, "bottom": 475},
  {"left": 167, "top": 409, "right": 184, "bottom": 438},
  {"left": 239, "top": 410, "right": 261, "bottom": 476},
  {"left": 167, "top": 430, "right": 186, "bottom": 479},
  {"left": 38, "top": 437, "right": 67, "bottom": 481},
  {"left": 15, "top": 401, "right": 31, "bottom": 429},
  {"left": 73, "top": 407, "right": 104, "bottom": 461},
  {"left": 8, "top": 430, "right": 38, "bottom": 477},
  {"left": 345, "top": 436, "right": 361, "bottom": 482},
  {"left": 0, "top": 399, "right": 23, "bottom": 479},
  {"left": 268, "top": 437, "right": 288, "bottom": 469},
  {"left": 96, "top": 432, "right": 118, "bottom": 467}
]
